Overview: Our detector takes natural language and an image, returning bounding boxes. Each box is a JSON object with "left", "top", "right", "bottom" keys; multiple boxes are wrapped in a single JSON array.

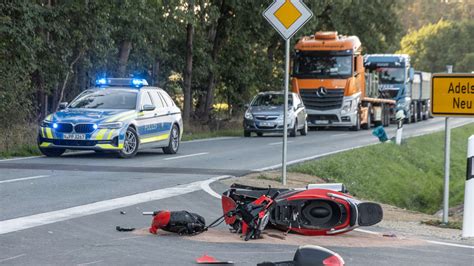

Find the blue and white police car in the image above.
[{"left": 38, "top": 78, "right": 183, "bottom": 158}]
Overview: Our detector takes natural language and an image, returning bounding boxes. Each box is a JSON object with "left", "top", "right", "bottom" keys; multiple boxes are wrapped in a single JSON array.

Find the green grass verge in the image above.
[
  {"left": 0, "top": 145, "right": 41, "bottom": 158},
  {"left": 290, "top": 123, "right": 474, "bottom": 214},
  {"left": 182, "top": 128, "right": 243, "bottom": 141}
]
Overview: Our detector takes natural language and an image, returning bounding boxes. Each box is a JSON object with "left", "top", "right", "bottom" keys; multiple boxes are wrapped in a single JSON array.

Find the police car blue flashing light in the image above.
[
  {"left": 131, "top": 78, "right": 148, "bottom": 87},
  {"left": 96, "top": 78, "right": 108, "bottom": 86},
  {"left": 53, "top": 123, "right": 58, "bottom": 129}
]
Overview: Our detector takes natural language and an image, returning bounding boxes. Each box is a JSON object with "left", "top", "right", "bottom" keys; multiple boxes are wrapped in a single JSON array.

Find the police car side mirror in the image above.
[
  {"left": 59, "top": 102, "right": 68, "bottom": 110},
  {"left": 142, "top": 104, "right": 156, "bottom": 112}
]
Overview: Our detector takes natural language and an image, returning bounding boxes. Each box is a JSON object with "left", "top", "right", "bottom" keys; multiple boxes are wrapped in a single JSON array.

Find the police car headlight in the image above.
[
  {"left": 41, "top": 121, "right": 53, "bottom": 128},
  {"left": 98, "top": 122, "right": 123, "bottom": 129},
  {"left": 244, "top": 110, "right": 253, "bottom": 120}
]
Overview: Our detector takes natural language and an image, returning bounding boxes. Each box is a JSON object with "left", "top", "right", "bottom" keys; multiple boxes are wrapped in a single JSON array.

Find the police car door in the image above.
[
  {"left": 150, "top": 90, "right": 173, "bottom": 143},
  {"left": 136, "top": 90, "right": 160, "bottom": 144}
]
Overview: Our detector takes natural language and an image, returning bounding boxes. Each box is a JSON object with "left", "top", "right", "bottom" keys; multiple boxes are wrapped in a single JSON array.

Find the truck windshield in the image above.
[
  {"left": 376, "top": 67, "right": 405, "bottom": 84},
  {"left": 69, "top": 89, "right": 137, "bottom": 109},
  {"left": 293, "top": 54, "right": 352, "bottom": 78},
  {"left": 251, "top": 94, "right": 292, "bottom": 106}
]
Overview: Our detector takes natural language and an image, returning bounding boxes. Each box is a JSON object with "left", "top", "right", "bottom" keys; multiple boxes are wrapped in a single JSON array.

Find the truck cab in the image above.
[
  {"left": 292, "top": 31, "right": 365, "bottom": 129},
  {"left": 364, "top": 54, "right": 413, "bottom": 118}
]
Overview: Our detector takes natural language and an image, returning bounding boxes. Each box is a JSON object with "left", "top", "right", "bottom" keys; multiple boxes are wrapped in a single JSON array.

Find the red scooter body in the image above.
[{"left": 222, "top": 184, "right": 383, "bottom": 236}]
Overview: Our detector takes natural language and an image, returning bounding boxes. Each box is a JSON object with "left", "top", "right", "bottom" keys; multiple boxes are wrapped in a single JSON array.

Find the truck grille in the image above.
[
  {"left": 55, "top": 123, "right": 73, "bottom": 133},
  {"left": 300, "top": 88, "right": 344, "bottom": 110},
  {"left": 74, "top": 124, "right": 96, "bottom": 133}
]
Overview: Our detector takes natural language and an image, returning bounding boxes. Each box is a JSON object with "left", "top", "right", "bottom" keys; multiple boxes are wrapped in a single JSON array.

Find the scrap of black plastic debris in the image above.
[
  {"left": 383, "top": 233, "right": 396, "bottom": 237},
  {"left": 116, "top": 226, "right": 135, "bottom": 232},
  {"left": 120, "top": 211, "right": 126, "bottom": 215}
]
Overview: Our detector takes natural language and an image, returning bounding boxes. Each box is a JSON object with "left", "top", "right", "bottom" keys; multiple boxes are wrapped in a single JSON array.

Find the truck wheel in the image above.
[
  {"left": 300, "top": 120, "right": 308, "bottom": 136},
  {"left": 362, "top": 105, "right": 372, "bottom": 130},
  {"left": 413, "top": 103, "right": 418, "bottom": 123},
  {"left": 290, "top": 120, "right": 298, "bottom": 137},
  {"left": 39, "top": 147, "right": 65, "bottom": 157},
  {"left": 351, "top": 113, "right": 361, "bottom": 131},
  {"left": 257, "top": 132, "right": 263, "bottom": 137},
  {"left": 118, "top": 127, "right": 140, "bottom": 158},
  {"left": 383, "top": 105, "right": 390, "bottom": 127},
  {"left": 244, "top": 130, "right": 251, "bottom": 137}
]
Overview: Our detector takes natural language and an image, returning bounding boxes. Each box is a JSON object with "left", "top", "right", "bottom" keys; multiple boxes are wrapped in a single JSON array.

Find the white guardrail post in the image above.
[{"left": 462, "top": 135, "right": 474, "bottom": 238}]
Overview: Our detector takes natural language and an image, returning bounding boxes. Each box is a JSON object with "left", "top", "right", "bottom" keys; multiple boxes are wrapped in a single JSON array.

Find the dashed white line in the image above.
[
  {"left": 163, "top": 152, "right": 209, "bottom": 161},
  {"left": 0, "top": 175, "right": 50, "bottom": 184},
  {"left": 268, "top": 141, "right": 294, "bottom": 146},
  {"left": 0, "top": 254, "right": 26, "bottom": 263}
]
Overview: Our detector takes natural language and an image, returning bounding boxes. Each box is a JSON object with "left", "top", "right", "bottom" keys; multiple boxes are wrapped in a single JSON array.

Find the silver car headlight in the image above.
[
  {"left": 98, "top": 122, "right": 123, "bottom": 129},
  {"left": 244, "top": 110, "right": 253, "bottom": 120}
]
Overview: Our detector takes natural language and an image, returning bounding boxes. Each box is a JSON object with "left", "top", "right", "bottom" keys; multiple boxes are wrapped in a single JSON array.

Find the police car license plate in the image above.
[
  {"left": 63, "top": 134, "right": 86, "bottom": 140},
  {"left": 259, "top": 122, "right": 274, "bottom": 127}
]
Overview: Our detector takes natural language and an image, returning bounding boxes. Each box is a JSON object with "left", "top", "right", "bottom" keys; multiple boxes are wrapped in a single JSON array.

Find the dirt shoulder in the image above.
[{"left": 222, "top": 171, "right": 474, "bottom": 244}]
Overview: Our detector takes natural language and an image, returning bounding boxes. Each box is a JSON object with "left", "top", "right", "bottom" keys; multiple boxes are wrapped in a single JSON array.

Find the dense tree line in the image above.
[
  {"left": 0, "top": 0, "right": 470, "bottom": 153},
  {"left": 0, "top": 0, "right": 401, "bottom": 125}
]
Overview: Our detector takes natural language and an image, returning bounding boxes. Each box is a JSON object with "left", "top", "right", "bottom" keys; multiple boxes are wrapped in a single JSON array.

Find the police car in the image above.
[{"left": 38, "top": 78, "right": 183, "bottom": 158}]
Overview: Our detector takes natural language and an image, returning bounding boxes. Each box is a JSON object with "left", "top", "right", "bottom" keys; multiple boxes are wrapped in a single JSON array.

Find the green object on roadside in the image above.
[{"left": 372, "top": 126, "right": 388, "bottom": 142}]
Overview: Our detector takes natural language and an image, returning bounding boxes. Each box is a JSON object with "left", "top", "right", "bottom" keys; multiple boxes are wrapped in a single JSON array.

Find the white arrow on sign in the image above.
[{"left": 263, "top": 0, "right": 313, "bottom": 40}]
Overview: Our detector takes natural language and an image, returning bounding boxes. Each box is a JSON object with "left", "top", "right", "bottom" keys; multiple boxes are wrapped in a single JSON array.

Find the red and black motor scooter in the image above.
[{"left": 222, "top": 183, "right": 383, "bottom": 236}]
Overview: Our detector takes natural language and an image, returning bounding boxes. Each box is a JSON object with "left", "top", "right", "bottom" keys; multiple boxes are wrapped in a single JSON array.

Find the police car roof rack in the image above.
[{"left": 95, "top": 78, "right": 149, "bottom": 88}]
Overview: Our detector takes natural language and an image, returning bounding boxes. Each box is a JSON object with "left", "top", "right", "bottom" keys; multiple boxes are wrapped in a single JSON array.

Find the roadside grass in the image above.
[
  {"left": 182, "top": 128, "right": 242, "bottom": 141},
  {"left": 289, "top": 123, "right": 474, "bottom": 214},
  {"left": 0, "top": 124, "right": 41, "bottom": 158},
  {"left": 181, "top": 119, "right": 242, "bottom": 141}
]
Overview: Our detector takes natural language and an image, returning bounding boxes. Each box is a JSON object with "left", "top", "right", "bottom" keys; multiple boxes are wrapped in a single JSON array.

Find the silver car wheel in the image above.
[
  {"left": 171, "top": 126, "right": 179, "bottom": 151},
  {"left": 123, "top": 130, "right": 137, "bottom": 155}
]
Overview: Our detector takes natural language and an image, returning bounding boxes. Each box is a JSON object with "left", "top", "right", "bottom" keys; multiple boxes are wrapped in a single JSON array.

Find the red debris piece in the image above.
[{"left": 195, "top": 254, "right": 233, "bottom": 264}]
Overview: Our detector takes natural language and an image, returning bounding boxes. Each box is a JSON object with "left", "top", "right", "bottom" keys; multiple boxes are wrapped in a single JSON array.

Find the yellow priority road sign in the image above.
[
  {"left": 263, "top": 0, "right": 313, "bottom": 40},
  {"left": 431, "top": 73, "right": 474, "bottom": 117}
]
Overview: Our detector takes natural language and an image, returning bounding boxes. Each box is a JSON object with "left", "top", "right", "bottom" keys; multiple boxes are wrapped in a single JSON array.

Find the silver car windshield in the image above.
[
  {"left": 251, "top": 94, "right": 292, "bottom": 106},
  {"left": 69, "top": 89, "right": 137, "bottom": 109}
]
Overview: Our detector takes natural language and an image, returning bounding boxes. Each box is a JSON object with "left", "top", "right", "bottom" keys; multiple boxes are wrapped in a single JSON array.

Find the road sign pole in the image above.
[
  {"left": 462, "top": 135, "right": 474, "bottom": 237},
  {"left": 282, "top": 38, "right": 290, "bottom": 185},
  {"left": 442, "top": 117, "right": 451, "bottom": 224}
]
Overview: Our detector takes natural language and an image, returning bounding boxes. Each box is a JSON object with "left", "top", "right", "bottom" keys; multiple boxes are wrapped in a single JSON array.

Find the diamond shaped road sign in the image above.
[{"left": 263, "top": 0, "right": 313, "bottom": 40}]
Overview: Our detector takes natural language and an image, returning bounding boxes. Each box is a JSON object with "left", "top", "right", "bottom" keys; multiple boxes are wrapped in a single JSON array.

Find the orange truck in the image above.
[{"left": 291, "top": 31, "right": 394, "bottom": 130}]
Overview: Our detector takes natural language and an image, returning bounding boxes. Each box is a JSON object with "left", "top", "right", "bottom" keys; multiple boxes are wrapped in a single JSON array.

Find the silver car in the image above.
[{"left": 243, "top": 91, "right": 308, "bottom": 137}]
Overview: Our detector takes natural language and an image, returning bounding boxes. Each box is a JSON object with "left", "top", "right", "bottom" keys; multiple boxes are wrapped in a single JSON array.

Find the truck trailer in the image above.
[{"left": 291, "top": 31, "right": 394, "bottom": 130}]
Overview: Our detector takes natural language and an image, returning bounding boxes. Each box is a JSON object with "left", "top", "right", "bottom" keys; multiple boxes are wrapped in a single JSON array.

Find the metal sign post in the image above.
[
  {"left": 431, "top": 66, "right": 474, "bottom": 224},
  {"left": 263, "top": 0, "right": 312, "bottom": 185}
]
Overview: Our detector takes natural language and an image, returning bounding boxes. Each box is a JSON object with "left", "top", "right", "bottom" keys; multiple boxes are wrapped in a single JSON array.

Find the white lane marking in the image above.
[
  {"left": 268, "top": 141, "right": 294, "bottom": 146},
  {"left": 77, "top": 260, "right": 104, "bottom": 266},
  {"left": 184, "top": 137, "right": 238, "bottom": 143},
  {"left": 332, "top": 133, "right": 349, "bottom": 137},
  {"left": 0, "top": 254, "right": 26, "bottom": 263},
  {"left": 163, "top": 152, "right": 209, "bottom": 161},
  {"left": 0, "top": 175, "right": 50, "bottom": 184},
  {"left": 201, "top": 176, "right": 230, "bottom": 199},
  {"left": 0, "top": 176, "right": 228, "bottom": 235},
  {"left": 426, "top": 240, "right": 474, "bottom": 249},
  {"left": 0, "top": 155, "right": 42, "bottom": 162}
]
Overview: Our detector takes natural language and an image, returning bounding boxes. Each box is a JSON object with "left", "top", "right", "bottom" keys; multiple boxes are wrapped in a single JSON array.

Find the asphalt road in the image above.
[{"left": 1, "top": 117, "right": 473, "bottom": 265}]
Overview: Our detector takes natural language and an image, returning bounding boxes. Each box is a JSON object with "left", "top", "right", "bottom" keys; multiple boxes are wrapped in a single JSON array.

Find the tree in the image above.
[{"left": 398, "top": 20, "right": 474, "bottom": 73}]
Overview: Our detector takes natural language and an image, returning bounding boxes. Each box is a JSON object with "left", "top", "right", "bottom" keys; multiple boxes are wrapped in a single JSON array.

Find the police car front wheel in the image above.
[
  {"left": 118, "top": 127, "right": 139, "bottom": 158},
  {"left": 39, "top": 147, "right": 66, "bottom": 157}
]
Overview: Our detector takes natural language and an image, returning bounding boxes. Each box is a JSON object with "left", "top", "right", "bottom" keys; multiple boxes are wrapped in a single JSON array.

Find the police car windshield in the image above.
[{"left": 69, "top": 89, "right": 137, "bottom": 109}]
